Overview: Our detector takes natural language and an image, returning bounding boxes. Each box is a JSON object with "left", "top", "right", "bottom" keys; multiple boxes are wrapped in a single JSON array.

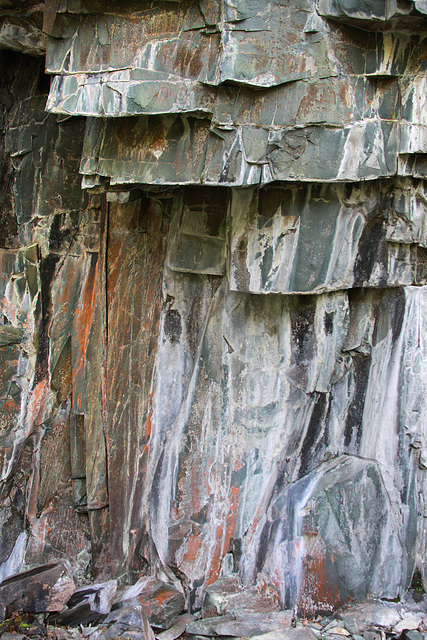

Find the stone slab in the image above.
[{"left": 0, "top": 562, "right": 75, "bottom": 613}]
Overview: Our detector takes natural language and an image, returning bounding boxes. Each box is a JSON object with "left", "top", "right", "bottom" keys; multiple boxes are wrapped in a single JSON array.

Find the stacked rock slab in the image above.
[{"left": 0, "top": 0, "right": 426, "bottom": 617}]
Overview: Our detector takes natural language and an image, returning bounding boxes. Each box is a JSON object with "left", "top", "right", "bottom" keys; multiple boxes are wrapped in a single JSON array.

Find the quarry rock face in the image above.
[{"left": 0, "top": 0, "right": 426, "bottom": 618}]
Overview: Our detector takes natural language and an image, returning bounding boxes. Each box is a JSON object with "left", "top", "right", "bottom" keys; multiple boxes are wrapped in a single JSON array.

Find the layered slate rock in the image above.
[
  {"left": 0, "top": 0, "right": 426, "bottom": 622},
  {"left": 43, "top": 1, "right": 427, "bottom": 188},
  {"left": 0, "top": 561, "right": 75, "bottom": 613}
]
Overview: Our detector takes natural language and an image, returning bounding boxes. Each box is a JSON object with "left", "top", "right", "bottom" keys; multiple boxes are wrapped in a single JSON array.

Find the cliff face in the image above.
[{"left": 0, "top": 0, "right": 427, "bottom": 615}]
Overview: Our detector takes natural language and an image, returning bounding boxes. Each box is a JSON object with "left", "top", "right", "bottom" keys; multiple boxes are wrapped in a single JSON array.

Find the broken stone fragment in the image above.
[
  {"left": 393, "top": 614, "right": 424, "bottom": 632},
  {"left": 336, "top": 602, "right": 403, "bottom": 629},
  {"left": 52, "top": 629, "right": 83, "bottom": 640},
  {"left": 186, "top": 611, "right": 293, "bottom": 638},
  {"left": 202, "top": 577, "right": 242, "bottom": 616},
  {"left": 52, "top": 580, "right": 118, "bottom": 626},
  {"left": 402, "top": 631, "right": 424, "bottom": 640},
  {"left": 155, "top": 614, "right": 195, "bottom": 640},
  {"left": 246, "top": 628, "right": 318, "bottom": 640},
  {"left": 203, "top": 577, "right": 280, "bottom": 617},
  {"left": 99, "top": 604, "right": 156, "bottom": 640},
  {"left": 327, "top": 628, "right": 351, "bottom": 637},
  {"left": 362, "top": 631, "right": 381, "bottom": 640},
  {"left": 0, "top": 562, "right": 75, "bottom": 613},
  {"left": 118, "top": 578, "right": 185, "bottom": 629}
]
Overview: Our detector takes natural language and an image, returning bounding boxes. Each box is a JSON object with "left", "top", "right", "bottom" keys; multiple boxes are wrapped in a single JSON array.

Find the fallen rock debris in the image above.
[{"left": 0, "top": 566, "right": 427, "bottom": 640}]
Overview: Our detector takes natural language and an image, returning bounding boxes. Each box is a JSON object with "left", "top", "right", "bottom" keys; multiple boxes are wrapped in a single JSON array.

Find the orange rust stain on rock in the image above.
[
  {"left": 297, "top": 533, "right": 343, "bottom": 617},
  {"left": 26, "top": 379, "right": 51, "bottom": 429},
  {"left": 182, "top": 532, "right": 204, "bottom": 566},
  {"left": 143, "top": 402, "right": 153, "bottom": 441},
  {"left": 205, "top": 483, "right": 240, "bottom": 588},
  {"left": 143, "top": 588, "right": 176, "bottom": 607},
  {"left": 72, "top": 255, "right": 100, "bottom": 412},
  {"left": 206, "top": 523, "right": 227, "bottom": 586},
  {"left": 3, "top": 397, "right": 19, "bottom": 414}
]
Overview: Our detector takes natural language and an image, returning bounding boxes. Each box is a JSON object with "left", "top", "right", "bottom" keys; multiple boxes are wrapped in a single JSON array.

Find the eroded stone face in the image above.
[
  {"left": 259, "top": 455, "right": 410, "bottom": 614},
  {"left": 0, "top": 0, "right": 426, "bottom": 619}
]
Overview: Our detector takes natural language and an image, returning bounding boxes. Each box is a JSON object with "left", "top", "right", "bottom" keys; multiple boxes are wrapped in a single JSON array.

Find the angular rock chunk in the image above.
[
  {"left": 336, "top": 601, "right": 403, "bottom": 628},
  {"left": 203, "top": 577, "right": 280, "bottom": 617},
  {"left": 100, "top": 605, "right": 156, "bottom": 640},
  {"left": 402, "top": 631, "right": 424, "bottom": 640},
  {"left": 394, "top": 614, "right": 424, "bottom": 632},
  {"left": 0, "top": 562, "right": 75, "bottom": 613},
  {"left": 187, "top": 611, "right": 293, "bottom": 637},
  {"left": 202, "top": 577, "right": 242, "bottom": 616},
  {"left": 52, "top": 580, "right": 118, "bottom": 626},
  {"left": 247, "top": 629, "right": 318, "bottom": 640},
  {"left": 119, "top": 578, "right": 185, "bottom": 629},
  {"left": 155, "top": 614, "right": 194, "bottom": 640},
  {"left": 258, "top": 455, "right": 410, "bottom": 615}
]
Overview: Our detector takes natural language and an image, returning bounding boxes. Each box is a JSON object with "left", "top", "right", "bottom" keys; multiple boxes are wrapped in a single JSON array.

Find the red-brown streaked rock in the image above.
[
  {"left": 0, "top": 561, "right": 75, "bottom": 613},
  {"left": 119, "top": 577, "right": 185, "bottom": 629},
  {"left": 105, "top": 199, "right": 165, "bottom": 580},
  {"left": 203, "top": 576, "right": 280, "bottom": 617}
]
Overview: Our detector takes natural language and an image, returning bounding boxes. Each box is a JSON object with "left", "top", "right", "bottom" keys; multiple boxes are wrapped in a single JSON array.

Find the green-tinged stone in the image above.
[{"left": 0, "top": 326, "right": 23, "bottom": 347}]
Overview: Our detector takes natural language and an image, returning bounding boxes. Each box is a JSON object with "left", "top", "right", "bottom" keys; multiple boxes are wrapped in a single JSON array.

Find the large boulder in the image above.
[
  {"left": 253, "top": 455, "right": 413, "bottom": 615},
  {"left": 0, "top": 562, "right": 75, "bottom": 613}
]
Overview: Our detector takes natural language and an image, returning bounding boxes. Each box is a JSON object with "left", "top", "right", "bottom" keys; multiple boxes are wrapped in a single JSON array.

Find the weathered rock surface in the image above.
[
  {"left": 53, "top": 580, "right": 118, "bottom": 626},
  {"left": 0, "top": 0, "right": 426, "bottom": 623},
  {"left": 119, "top": 578, "right": 185, "bottom": 629},
  {"left": 155, "top": 614, "right": 195, "bottom": 640},
  {"left": 246, "top": 629, "right": 319, "bottom": 640},
  {"left": 202, "top": 576, "right": 280, "bottom": 616},
  {"left": 186, "top": 611, "right": 293, "bottom": 637},
  {"left": 0, "top": 562, "right": 75, "bottom": 613},
  {"left": 99, "top": 605, "right": 156, "bottom": 640},
  {"left": 256, "top": 455, "right": 413, "bottom": 611}
]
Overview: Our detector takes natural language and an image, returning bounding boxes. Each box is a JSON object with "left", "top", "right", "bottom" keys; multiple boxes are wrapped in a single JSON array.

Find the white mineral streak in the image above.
[
  {"left": 322, "top": 207, "right": 365, "bottom": 290},
  {"left": 359, "top": 287, "right": 425, "bottom": 499},
  {"left": 0, "top": 250, "right": 42, "bottom": 483},
  {"left": 309, "top": 293, "right": 349, "bottom": 393},
  {"left": 337, "top": 125, "right": 368, "bottom": 181},
  {"left": 140, "top": 277, "right": 427, "bottom": 606},
  {"left": 0, "top": 532, "right": 27, "bottom": 584}
]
